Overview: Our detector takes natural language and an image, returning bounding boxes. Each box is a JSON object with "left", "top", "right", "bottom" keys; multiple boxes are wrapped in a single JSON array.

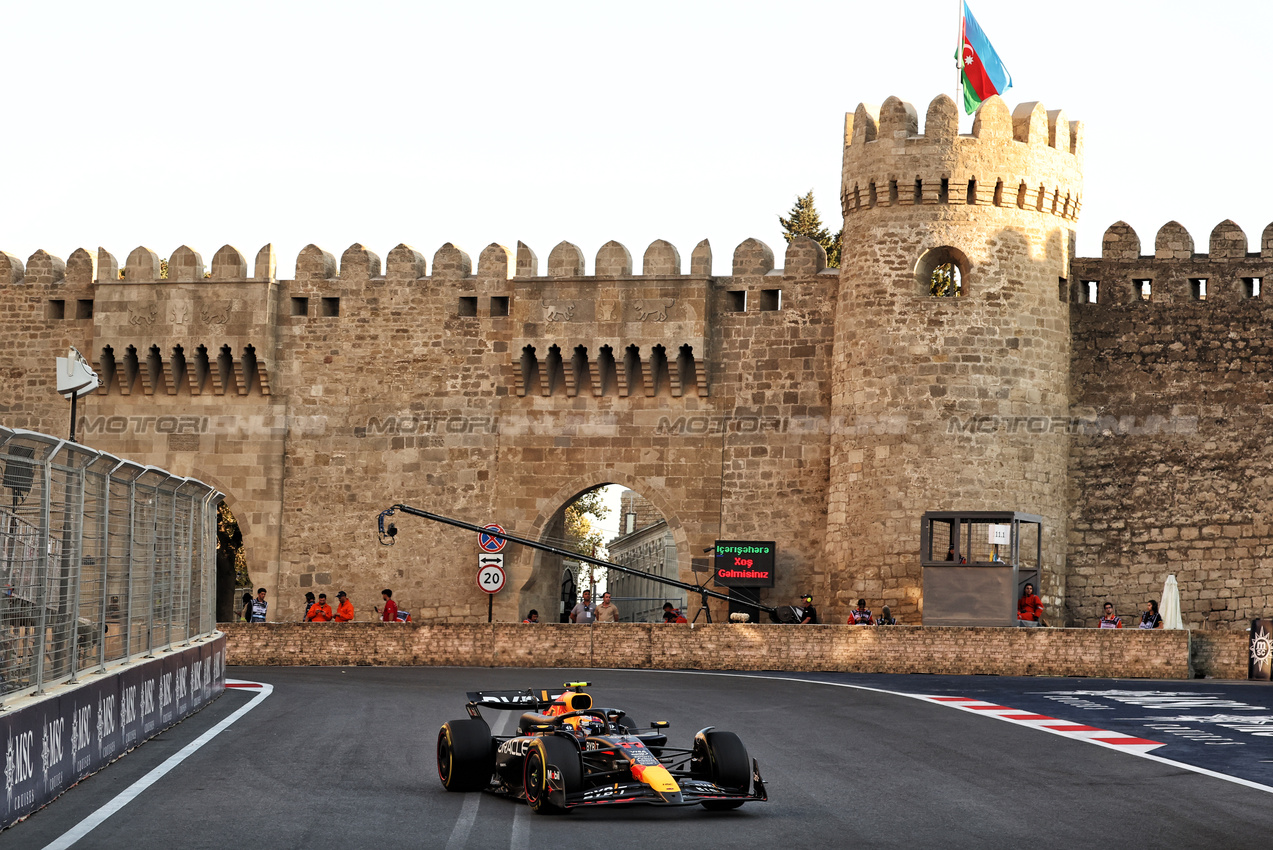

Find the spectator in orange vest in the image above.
[
  {"left": 333, "top": 591, "right": 355, "bottom": 622},
  {"left": 306, "top": 593, "right": 333, "bottom": 622}
]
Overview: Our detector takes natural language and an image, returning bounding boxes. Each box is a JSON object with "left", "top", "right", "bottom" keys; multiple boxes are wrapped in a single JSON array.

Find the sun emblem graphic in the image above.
[
  {"left": 1252, "top": 625, "right": 1273, "bottom": 673},
  {"left": 4, "top": 734, "right": 14, "bottom": 810},
  {"left": 41, "top": 726, "right": 50, "bottom": 783}
]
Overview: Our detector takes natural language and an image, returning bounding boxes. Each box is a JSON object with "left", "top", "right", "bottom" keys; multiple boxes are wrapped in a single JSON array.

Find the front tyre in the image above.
[
  {"left": 693, "top": 730, "right": 750, "bottom": 810},
  {"left": 524, "top": 735, "right": 581, "bottom": 815},
  {"left": 437, "top": 719, "right": 492, "bottom": 792}
]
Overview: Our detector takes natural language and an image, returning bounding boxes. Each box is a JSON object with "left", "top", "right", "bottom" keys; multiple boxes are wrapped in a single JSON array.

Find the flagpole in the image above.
[{"left": 955, "top": 0, "right": 964, "bottom": 104}]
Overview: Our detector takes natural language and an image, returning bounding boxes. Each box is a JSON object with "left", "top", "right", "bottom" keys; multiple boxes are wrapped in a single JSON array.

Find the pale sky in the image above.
[{"left": 3, "top": 1, "right": 1268, "bottom": 276}]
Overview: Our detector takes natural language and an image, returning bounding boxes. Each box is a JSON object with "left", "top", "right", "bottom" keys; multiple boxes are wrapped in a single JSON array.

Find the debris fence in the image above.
[{"left": 0, "top": 427, "right": 221, "bottom": 703}]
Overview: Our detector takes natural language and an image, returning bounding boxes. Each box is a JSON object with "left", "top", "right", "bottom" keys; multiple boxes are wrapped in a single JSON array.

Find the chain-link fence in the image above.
[{"left": 0, "top": 426, "right": 221, "bottom": 704}]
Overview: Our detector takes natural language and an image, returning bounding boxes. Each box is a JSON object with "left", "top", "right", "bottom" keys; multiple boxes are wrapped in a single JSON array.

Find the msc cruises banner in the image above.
[{"left": 1, "top": 634, "right": 226, "bottom": 828}]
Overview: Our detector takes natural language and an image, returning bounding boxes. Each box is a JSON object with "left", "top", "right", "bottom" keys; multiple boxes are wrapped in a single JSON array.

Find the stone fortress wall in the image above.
[{"left": 1, "top": 92, "right": 1271, "bottom": 630}]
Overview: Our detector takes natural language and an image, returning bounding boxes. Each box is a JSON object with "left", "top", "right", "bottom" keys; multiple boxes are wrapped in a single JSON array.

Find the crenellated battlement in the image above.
[
  {"left": 1073, "top": 219, "right": 1273, "bottom": 305},
  {"left": 0, "top": 237, "right": 834, "bottom": 290},
  {"left": 840, "top": 94, "right": 1083, "bottom": 223}
]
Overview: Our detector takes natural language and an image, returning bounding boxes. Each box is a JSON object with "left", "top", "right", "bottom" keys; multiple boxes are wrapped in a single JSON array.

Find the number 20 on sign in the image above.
[{"left": 478, "top": 559, "right": 506, "bottom": 594}]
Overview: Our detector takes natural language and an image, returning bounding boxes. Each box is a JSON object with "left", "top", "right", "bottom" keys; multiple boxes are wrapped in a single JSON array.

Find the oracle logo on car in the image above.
[{"left": 712, "top": 540, "right": 775, "bottom": 588}]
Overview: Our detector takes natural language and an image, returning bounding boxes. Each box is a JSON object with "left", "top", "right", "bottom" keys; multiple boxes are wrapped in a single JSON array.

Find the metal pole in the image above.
[
  {"left": 487, "top": 593, "right": 493, "bottom": 624},
  {"left": 123, "top": 478, "right": 135, "bottom": 659},
  {"left": 380, "top": 504, "right": 778, "bottom": 618},
  {"left": 32, "top": 455, "right": 52, "bottom": 693}
]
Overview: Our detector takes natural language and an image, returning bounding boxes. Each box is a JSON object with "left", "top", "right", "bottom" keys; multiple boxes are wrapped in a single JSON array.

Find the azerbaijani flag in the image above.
[{"left": 956, "top": 2, "right": 1012, "bottom": 115}]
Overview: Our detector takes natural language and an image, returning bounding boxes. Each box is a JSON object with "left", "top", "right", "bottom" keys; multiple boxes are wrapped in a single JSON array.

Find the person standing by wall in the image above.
[
  {"left": 333, "top": 591, "right": 354, "bottom": 622},
  {"left": 1017, "top": 583, "right": 1043, "bottom": 626},
  {"left": 800, "top": 594, "right": 819, "bottom": 624},
  {"left": 306, "top": 593, "right": 333, "bottom": 622},
  {"left": 1099, "top": 601, "right": 1123, "bottom": 628},
  {"left": 523, "top": 609, "right": 540, "bottom": 623},
  {"left": 847, "top": 598, "right": 873, "bottom": 625},
  {"left": 247, "top": 588, "right": 267, "bottom": 623},
  {"left": 1138, "top": 600, "right": 1163, "bottom": 629},
  {"left": 301, "top": 591, "right": 316, "bottom": 621},
  {"left": 375, "top": 589, "right": 398, "bottom": 622},
  {"left": 594, "top": 592, "right": 620, "bottom": 623},
  {"left": 570, "top": 589, "right": 595, "bottom": 624}
]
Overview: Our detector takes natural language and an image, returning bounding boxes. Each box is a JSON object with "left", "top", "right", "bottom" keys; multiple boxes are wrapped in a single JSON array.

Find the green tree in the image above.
[
  {"left": 217, "top": 501, "right": 249, "bottom": 621},
  {"left": 778, "top": 190, "right": 841, "bottom": 268},
  {"left": 929, "top": 262, "right": 961, "bottom": 296},
  {"left": 563, "top": 489, "right": 610, "bottom": 593}
]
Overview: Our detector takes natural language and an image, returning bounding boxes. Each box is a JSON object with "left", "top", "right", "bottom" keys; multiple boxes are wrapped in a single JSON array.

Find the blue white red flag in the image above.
[{"left": 956, "top": 2, "right": 1012, "bottom": 115}]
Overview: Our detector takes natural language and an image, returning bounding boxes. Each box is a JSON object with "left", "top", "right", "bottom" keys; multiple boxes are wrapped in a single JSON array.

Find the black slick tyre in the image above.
[
  {"left": 693, "top": 730, "right": 750, "bottom": 810},
  {"left": 523, "top": 735, "right": 581, "bottom": 815},
  {"left": 437, "top": 718, "right": 492, "bottom": 792}
]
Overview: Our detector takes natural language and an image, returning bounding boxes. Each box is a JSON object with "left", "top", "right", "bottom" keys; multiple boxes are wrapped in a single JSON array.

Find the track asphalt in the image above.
[{"left": 5, "top": 667, "right": 1273, "bottom": 849}]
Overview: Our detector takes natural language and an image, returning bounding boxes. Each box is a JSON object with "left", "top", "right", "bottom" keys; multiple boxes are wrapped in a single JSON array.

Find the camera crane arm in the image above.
[{"left": 376, "top": 503, "right": 779, "bottom": 620}]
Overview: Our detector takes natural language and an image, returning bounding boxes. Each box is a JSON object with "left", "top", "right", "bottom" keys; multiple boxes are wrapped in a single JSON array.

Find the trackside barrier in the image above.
[
  {"left": 0, "top": 633, "right": 226, "bottom": 829},
  {"left": 0, "top": 427, "right": 222, "bottom": 704},
  {"left": 218, "top": 622, "right": 1221, "bottom": 679}
]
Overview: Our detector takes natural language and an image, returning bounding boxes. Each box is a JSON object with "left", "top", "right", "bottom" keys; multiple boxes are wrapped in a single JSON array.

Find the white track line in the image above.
[
  {"left": 42, "top": 679, "right": 273, "bottom": 850},
  {"left": 645, "top": 669, "right": 1273, "bottom": 796},
  {"left": 445, "top": 709, "right": 519, "bottom": 850}
]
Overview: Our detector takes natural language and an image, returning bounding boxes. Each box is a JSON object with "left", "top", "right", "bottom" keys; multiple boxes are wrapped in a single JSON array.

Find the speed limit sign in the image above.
[{"left": 477, "top": 557, "right": 506, "bottom": 594}]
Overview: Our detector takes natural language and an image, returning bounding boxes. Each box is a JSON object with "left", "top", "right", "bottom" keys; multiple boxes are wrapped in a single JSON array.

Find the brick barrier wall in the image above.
[
  {"left": 220, "top": 623, "right": 1253, "bottom": 679},
  {"left": 1189, "top": 630, "right": 1249, "bottom": 680}
]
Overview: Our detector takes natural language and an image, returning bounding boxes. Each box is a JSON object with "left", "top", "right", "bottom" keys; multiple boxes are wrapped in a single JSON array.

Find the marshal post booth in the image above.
[{"left": 920, "top": 511, "right": 1043, "bottom": 627}]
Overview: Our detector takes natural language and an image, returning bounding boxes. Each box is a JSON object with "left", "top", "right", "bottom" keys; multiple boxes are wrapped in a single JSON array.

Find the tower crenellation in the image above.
[{"left": 842, "top": 95, "right": 1083, "bottom": 226}]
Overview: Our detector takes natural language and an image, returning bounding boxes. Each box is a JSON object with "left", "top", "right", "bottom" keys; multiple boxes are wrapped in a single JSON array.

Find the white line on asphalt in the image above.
[
  {"left": 444, "top": 709, "right": 518, "bottom": 850},
  {"left": 649, "top": 669, "right": 1273, "bottom": 796},
  {"left": 42, "top": 679, "right": 274, "bottom": 850}
]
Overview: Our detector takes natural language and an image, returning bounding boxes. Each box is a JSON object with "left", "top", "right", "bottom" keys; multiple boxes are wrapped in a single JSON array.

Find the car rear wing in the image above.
[{"left": 466, "top": 689, "right": 559, "bottom": 712}]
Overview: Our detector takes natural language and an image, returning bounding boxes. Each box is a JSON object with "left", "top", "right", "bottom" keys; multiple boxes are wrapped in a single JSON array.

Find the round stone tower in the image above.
[{"left": 825, "top": 93, "right": 1083, "bottom": 623}]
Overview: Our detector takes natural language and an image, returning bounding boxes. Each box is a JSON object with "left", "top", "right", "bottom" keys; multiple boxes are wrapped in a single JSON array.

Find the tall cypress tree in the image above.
[{"left": 778, "top": 190, "right": 841, "bottom": 268}]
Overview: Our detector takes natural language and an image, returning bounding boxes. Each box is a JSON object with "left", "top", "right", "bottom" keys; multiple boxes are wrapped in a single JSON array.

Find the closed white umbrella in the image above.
[{"left": 1161, "top": 574, "right": 1184, "bottom": 629}]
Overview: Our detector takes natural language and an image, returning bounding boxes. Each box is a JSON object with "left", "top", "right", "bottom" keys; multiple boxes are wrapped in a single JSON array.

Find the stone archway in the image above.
[{"left": 516, "top": 472, "right": 693, "bottom": 623}]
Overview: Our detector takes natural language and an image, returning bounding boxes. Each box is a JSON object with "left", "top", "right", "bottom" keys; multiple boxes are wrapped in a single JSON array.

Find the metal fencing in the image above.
[{"left": 0, "top": 426, "right": 221, "bottom": 704}]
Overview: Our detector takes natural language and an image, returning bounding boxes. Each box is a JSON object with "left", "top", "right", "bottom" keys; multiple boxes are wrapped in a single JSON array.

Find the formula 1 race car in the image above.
[{"left": 436, "top": 682, "right": 768, "bottom": 813}]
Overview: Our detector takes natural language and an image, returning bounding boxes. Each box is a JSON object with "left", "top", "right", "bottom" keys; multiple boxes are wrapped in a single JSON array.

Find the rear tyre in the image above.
[
  {"left": 437, "top": 719, "right": 492, "bottom": 792},
  {"left": 693, "top": 730, "right": 750, "bottom": 810},
  {"left": 524, "top": 735, "right": 581, "bottom": 815}
]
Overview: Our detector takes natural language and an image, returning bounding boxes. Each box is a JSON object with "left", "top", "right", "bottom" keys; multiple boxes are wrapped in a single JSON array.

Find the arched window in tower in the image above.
[{"left": 916, "top": 246, "right": 970, "bottom": 298}]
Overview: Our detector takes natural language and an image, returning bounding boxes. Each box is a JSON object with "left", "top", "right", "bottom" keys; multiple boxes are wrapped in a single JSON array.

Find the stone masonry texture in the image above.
[
  {"left": 2, "top": 93, "right": 1272, "bottom": 640},
  {"left": 219, "top": 622, "right": 1228, "bottom": 680}
]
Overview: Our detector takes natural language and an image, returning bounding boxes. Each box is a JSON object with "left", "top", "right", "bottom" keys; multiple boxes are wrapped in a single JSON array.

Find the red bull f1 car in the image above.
[{"left": 436, "top": 682, "right": 768, "bottom": 813}]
